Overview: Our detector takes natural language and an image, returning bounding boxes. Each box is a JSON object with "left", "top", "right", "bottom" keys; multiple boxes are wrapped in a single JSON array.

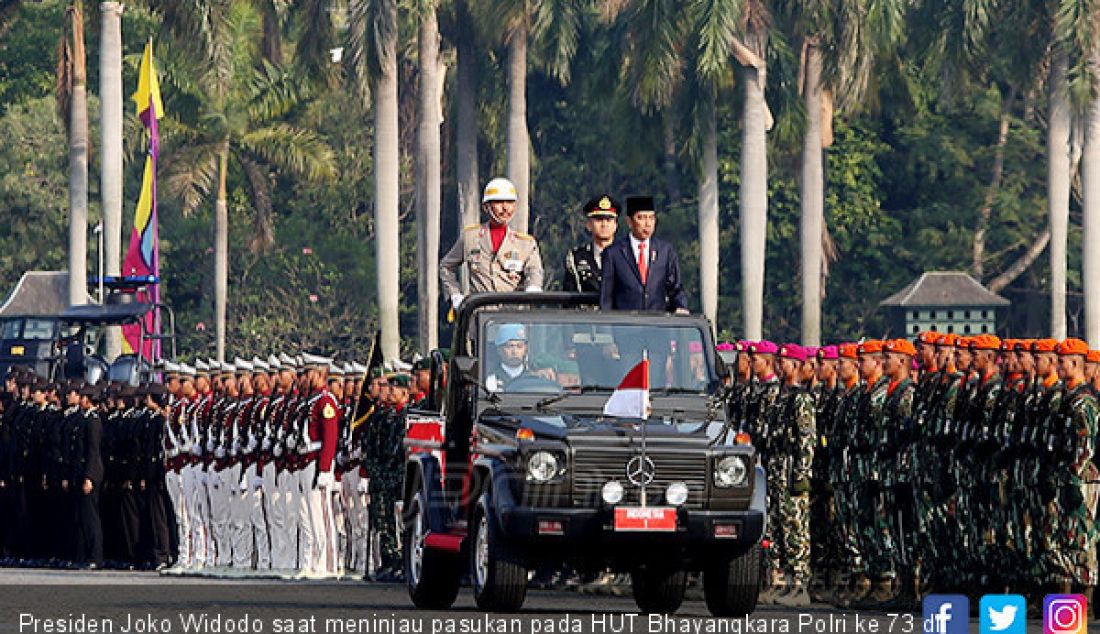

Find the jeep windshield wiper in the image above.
[
  {"left": 535, "top": 386, "right": 607, "bottom": 411},
  {"left": 651, "top": 387, "right": 706, "bottom": 396}
]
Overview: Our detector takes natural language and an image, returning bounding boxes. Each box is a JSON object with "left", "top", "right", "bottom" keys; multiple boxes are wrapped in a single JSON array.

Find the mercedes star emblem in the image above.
[{"left": 625, "top": 456, "right": 656, "bottom": 486}]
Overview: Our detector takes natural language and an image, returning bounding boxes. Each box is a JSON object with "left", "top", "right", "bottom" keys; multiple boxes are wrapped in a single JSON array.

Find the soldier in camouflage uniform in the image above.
[
  {"left": 1047, "top": 339, "right": 1099, "bottom": 595},
  {"left": 879, "top": 339, "right": 917, "bottom": 605},
  {"left": 961, "top": 335, "right": 1003, "bottom": 589},
  {"left": 744, "top": 341, "right": 782, "bottom": 602},
  {"left": 768, "top": 344, "right": 815, "bottom": 607},
  {"left": 831, "top": 343, "right": 867, "bottom": 605},
  {"left": 810, "top": 345, "right": 841, "bottom": 602},
  {"left": 851, "top": 340, "right": 893, "bottom": 604},
  {"left": 364, "top": 372, "right": 410, "bottom": 581}
]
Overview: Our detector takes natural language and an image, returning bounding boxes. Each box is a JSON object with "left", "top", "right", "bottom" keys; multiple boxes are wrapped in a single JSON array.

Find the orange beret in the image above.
[
  {"left": 955, "top": 336, "right": 972, "bottom": 349},
  {"left": 916, "top": 331, "right": 940, "bottom": 346},
  {"left": 1087, "top": 350, "right": 1100, "bottom": 363},
  {"left": 1000, "top": 338, "right": 1017, "bottom": 352},
  {"left": 1056, "top": 338, "right": 1089, "bottom": 356},
  {"left": 1032, "top": 338, "right": 1059, "bottom": 353},
  {"left": 971, "top": 334, "right": 1002, "bottom": 350},
  {"left": 1015, "top": 339, "right": 1034, "bottom": 352},
  {"left": 936, "top": 333, "right": 959, "bottom": 347},
  {"left": 884, "top": 338, "right": 917, "bottom": 356},
  {"left": 858, "top": 340, "right": 884, "bottom": 354},
  {"left": 838, "top": 343, "right": 860, "bottom": 359}
]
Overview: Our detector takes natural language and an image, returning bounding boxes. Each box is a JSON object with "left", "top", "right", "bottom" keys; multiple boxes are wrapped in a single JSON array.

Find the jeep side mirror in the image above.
[
  {"left": 714, "top": 351, "right": 734, "bottom": 380},
  {"left": 454, "top": 355, "right": 478, "bottom": 383}
]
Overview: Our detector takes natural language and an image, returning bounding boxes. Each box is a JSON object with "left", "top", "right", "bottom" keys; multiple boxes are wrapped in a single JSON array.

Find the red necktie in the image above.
[{"left": 638, "top": 242, "right": 648, "bottom": 284}]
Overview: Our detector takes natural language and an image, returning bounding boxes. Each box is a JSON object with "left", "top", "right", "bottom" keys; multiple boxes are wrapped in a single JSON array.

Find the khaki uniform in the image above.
[{"left": 440, "top": 223, "right": 544, "bottom": 297}]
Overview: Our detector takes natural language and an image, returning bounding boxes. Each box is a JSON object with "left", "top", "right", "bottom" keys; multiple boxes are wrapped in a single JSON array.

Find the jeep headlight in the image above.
[
  {"left": 526, "top": 451, "right": 560, "bottom": 482},
  {"left": 714, "top": 455, "right": 749, "bottom": 488}
]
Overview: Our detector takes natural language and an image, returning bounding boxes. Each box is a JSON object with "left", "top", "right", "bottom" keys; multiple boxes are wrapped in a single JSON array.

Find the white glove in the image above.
[
  {"left": 205, "top": 437, "right": 215, "bottom": 453},
  {"left": 230, "top": 437, "right": 241, "bottom": 456},
  {"left": 190, "top": 443, "right": 202, "bottom": 457},
  {"left": 261, "top": 437, "right": 272, "bottom": 452},
  {"left": 210, "top": 472, "right": 221, "bottom": 489},
  {"left": 273, "top": 443, "right": 284, "bottom": 458},
  {"left": 451, "top": 293, "right": 464, "bottom": 309},
  {"left": 356, "top": 478, "right": 369, "bottom": 495},
  {"left": 525, "top": 285, "right": 542, "bottom": 292},
  {"left": 246, "top": 433, "right": 258, "bottom": 453},
  {"left": 251, "top": 475, "right": 264, "bottom": 490},
  {"left": 214, "top": 446, "right": 226, "bottom": 460},
  {"left": 316, "top": 471, "right": 335, "bottom": 490},
  {"left": 350, "top": 448, "right": 362, "bottom": 461},
  {"left": 199, "top": 471, "right": 210, "bottom": 487}
]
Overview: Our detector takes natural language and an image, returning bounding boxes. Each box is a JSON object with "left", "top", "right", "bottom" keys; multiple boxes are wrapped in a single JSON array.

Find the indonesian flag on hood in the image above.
[{"left": 603, "top": 358, "right": 650, "bottom": 419}]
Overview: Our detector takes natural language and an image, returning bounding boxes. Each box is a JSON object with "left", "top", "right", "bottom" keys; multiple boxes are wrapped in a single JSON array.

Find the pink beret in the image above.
[
  {"left": 749, "top": 340, "right": 778, "bottom": 355},
  {"left": 803, "top": 346, "right": 819, "bottom": 359},
  {"left": 779, "top": 344, "right": 807, "bottom": 362},
  {"left": 716, "top": 342, "right": 735, "bottom": 352},
  {"left": 817, "top": 345, "right": 839, "bottom": 360}
]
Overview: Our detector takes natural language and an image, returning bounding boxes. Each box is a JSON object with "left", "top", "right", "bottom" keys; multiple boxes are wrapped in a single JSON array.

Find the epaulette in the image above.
[
  {"left": 514, "top": 232, "right": 534, "bottom": 241},
  {"left": 463, "top": 224, "right": 481, "bottom": 232}
]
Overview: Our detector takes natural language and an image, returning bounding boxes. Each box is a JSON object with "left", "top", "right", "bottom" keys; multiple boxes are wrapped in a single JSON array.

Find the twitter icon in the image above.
[{"left": 981, "top": 594, "right": 1027, "bottom": 634}]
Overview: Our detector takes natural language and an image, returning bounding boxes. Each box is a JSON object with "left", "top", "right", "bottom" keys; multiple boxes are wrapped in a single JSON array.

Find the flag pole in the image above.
[{"left": 640, "top": 349, "right": 649, "bottom": 506}]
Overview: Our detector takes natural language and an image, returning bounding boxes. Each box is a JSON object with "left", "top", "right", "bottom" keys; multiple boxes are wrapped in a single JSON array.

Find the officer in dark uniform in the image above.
[
  {"left": 75, "top": 383, "right": 104, "bottom": 568},
  {"left": 564, "top": 195, "right": 620, "bottom": 293}
]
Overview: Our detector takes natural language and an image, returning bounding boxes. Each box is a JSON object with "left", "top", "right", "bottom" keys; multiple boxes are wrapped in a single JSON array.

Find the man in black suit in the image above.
[{"left": 599, "top": 195, "right": 689, "bottom": 313}]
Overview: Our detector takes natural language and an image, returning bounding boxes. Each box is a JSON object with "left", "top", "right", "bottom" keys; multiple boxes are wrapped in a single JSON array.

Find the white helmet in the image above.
[{"left": 482, "top": 177, "right": 518, "bottom": 204}]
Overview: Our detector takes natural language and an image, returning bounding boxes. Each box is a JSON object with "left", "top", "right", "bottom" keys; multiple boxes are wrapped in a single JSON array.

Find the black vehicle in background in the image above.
[
  {"left": 0, "top": 272, "right": 176, "bottom": 383},
  {"left": 401, "top": 292, "right": 765, "bottom": 615}
]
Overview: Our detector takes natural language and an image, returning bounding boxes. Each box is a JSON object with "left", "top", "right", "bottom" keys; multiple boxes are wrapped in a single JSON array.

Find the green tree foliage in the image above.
[{"left": 0, "top": 0, "right": 1092, "bottom": 357}]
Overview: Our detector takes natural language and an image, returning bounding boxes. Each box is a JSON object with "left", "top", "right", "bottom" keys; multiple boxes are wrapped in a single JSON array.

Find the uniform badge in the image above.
[
  {"left": 323, "top": 403, "right": 336, "bottom": 419},
  {"left": 599, "top": 196, "right": 612, "bottom": 210}
]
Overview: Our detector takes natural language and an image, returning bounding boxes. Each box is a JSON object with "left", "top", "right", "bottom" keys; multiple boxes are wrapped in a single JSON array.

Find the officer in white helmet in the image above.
[{"left": 440, "top": 177, "right": 544, "bottom": 309}]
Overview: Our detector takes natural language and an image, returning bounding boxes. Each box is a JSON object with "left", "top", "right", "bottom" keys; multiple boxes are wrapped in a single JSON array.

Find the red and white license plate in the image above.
[{"left": 613, "top": 506, "right": 677, "bottom": 532}]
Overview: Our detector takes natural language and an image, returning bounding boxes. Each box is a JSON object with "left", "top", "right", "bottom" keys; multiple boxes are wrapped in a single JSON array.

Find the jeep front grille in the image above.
[{"left": 570, "top": 446, "right": 707, "bottom": 509}]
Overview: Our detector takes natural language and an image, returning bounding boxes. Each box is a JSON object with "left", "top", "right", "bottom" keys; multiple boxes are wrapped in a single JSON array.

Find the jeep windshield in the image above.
[{"left": 479, "top": 315, "right": 717, "bottom": 398}]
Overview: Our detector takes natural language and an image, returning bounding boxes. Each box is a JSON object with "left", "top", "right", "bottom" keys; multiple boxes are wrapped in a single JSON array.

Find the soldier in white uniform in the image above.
[{"left": 440, "top": 177, "right": 545, "bottom": 310}]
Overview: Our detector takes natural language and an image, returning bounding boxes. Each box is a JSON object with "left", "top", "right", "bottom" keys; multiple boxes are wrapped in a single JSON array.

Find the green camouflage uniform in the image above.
[
  {"left": 778, "top": 384, "right": 815, "bottom": 585},
  {"left": 1045, "top": 382, "right": 1099, "bottom": 586},
  {"left": 879, "top": 377, "right": 914, "bottom": 580},
  {"left": 829, "top": 382, "right": 865, "bottom": 575},
  {"left": 853, "top": 376, "right": 892, "bottom": 581},
  {"left": 810, "top": 384, "right": 842, "bottom": 583},
  {"left": 364, "top": 404, "right": 406, "bottom": 570}
]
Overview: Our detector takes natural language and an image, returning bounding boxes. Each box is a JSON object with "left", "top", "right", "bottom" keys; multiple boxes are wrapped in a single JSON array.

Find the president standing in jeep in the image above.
[{"left": 598, "top": 196, "right": 688, "bottom": 314}]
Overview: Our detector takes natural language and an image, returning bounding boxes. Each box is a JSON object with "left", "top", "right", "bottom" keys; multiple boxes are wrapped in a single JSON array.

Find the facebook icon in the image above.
[{"left": 924, "top": 595, "right": 970, "bottom": 634}]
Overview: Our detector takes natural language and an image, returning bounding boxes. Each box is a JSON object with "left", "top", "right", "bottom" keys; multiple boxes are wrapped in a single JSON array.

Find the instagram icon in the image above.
[{"left": 1045, "top": 595, "right": 1088, "bottom": 634}]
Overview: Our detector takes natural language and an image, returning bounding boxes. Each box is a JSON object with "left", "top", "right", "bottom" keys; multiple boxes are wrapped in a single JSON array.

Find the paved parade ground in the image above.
[{"left": 0, "top": 569, "right": 930, "bottom": 634}]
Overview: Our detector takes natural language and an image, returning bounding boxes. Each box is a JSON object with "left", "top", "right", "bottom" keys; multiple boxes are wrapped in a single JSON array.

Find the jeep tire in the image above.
[
  {"left": 405, "top": 488, "right": 461, "bottom": 609},
  {"left": 470, "top": 492, "right": 528, "bottom": 611},
  {"left": 631, "top": 564, "right": 687, "bottom": 614},
  {"left": 703, "top": 543, "right": 762, "bottom": 616}
]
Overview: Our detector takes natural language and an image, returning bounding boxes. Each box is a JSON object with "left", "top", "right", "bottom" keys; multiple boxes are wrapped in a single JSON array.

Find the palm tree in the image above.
[
  {"left": 451, "top": 0, "right": 480, "bottom": 273},
  {"left": 734, "top": 1, "right": 772, "bottom": 341},
  {"left": 777, "top": 0, "right": 903, "bottom": 345},
  {"left": 160, "top": 1, "right": 337, "bottom": 361},
  {"left": 348, "top": 0, "right": 401, "bottom": 362},
  {"left": 1082, "top": 45, "right": 1100, "bottom": 346},
  {"left": 415, "top": 0, "right": 443, "bottom": 354},
  {"left": 57, "top": 0, "right": 89, "bottom": 306},
  {"left": 99, "top": 1, "right": 124, "bottom": 358}
]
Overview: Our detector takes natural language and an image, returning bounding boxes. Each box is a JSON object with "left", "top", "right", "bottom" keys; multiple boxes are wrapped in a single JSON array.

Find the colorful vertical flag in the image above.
[{"left": 122, "top": 40, "right": 163, "bottom": 358}]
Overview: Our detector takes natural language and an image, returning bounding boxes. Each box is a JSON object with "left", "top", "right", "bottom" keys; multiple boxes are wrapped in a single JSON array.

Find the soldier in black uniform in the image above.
[
  {"left": 563, "top": 195, "right": 620, "bottom": 292},
  {"left": 75, "top": 383, "right": 105, "bottom": 568}
]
